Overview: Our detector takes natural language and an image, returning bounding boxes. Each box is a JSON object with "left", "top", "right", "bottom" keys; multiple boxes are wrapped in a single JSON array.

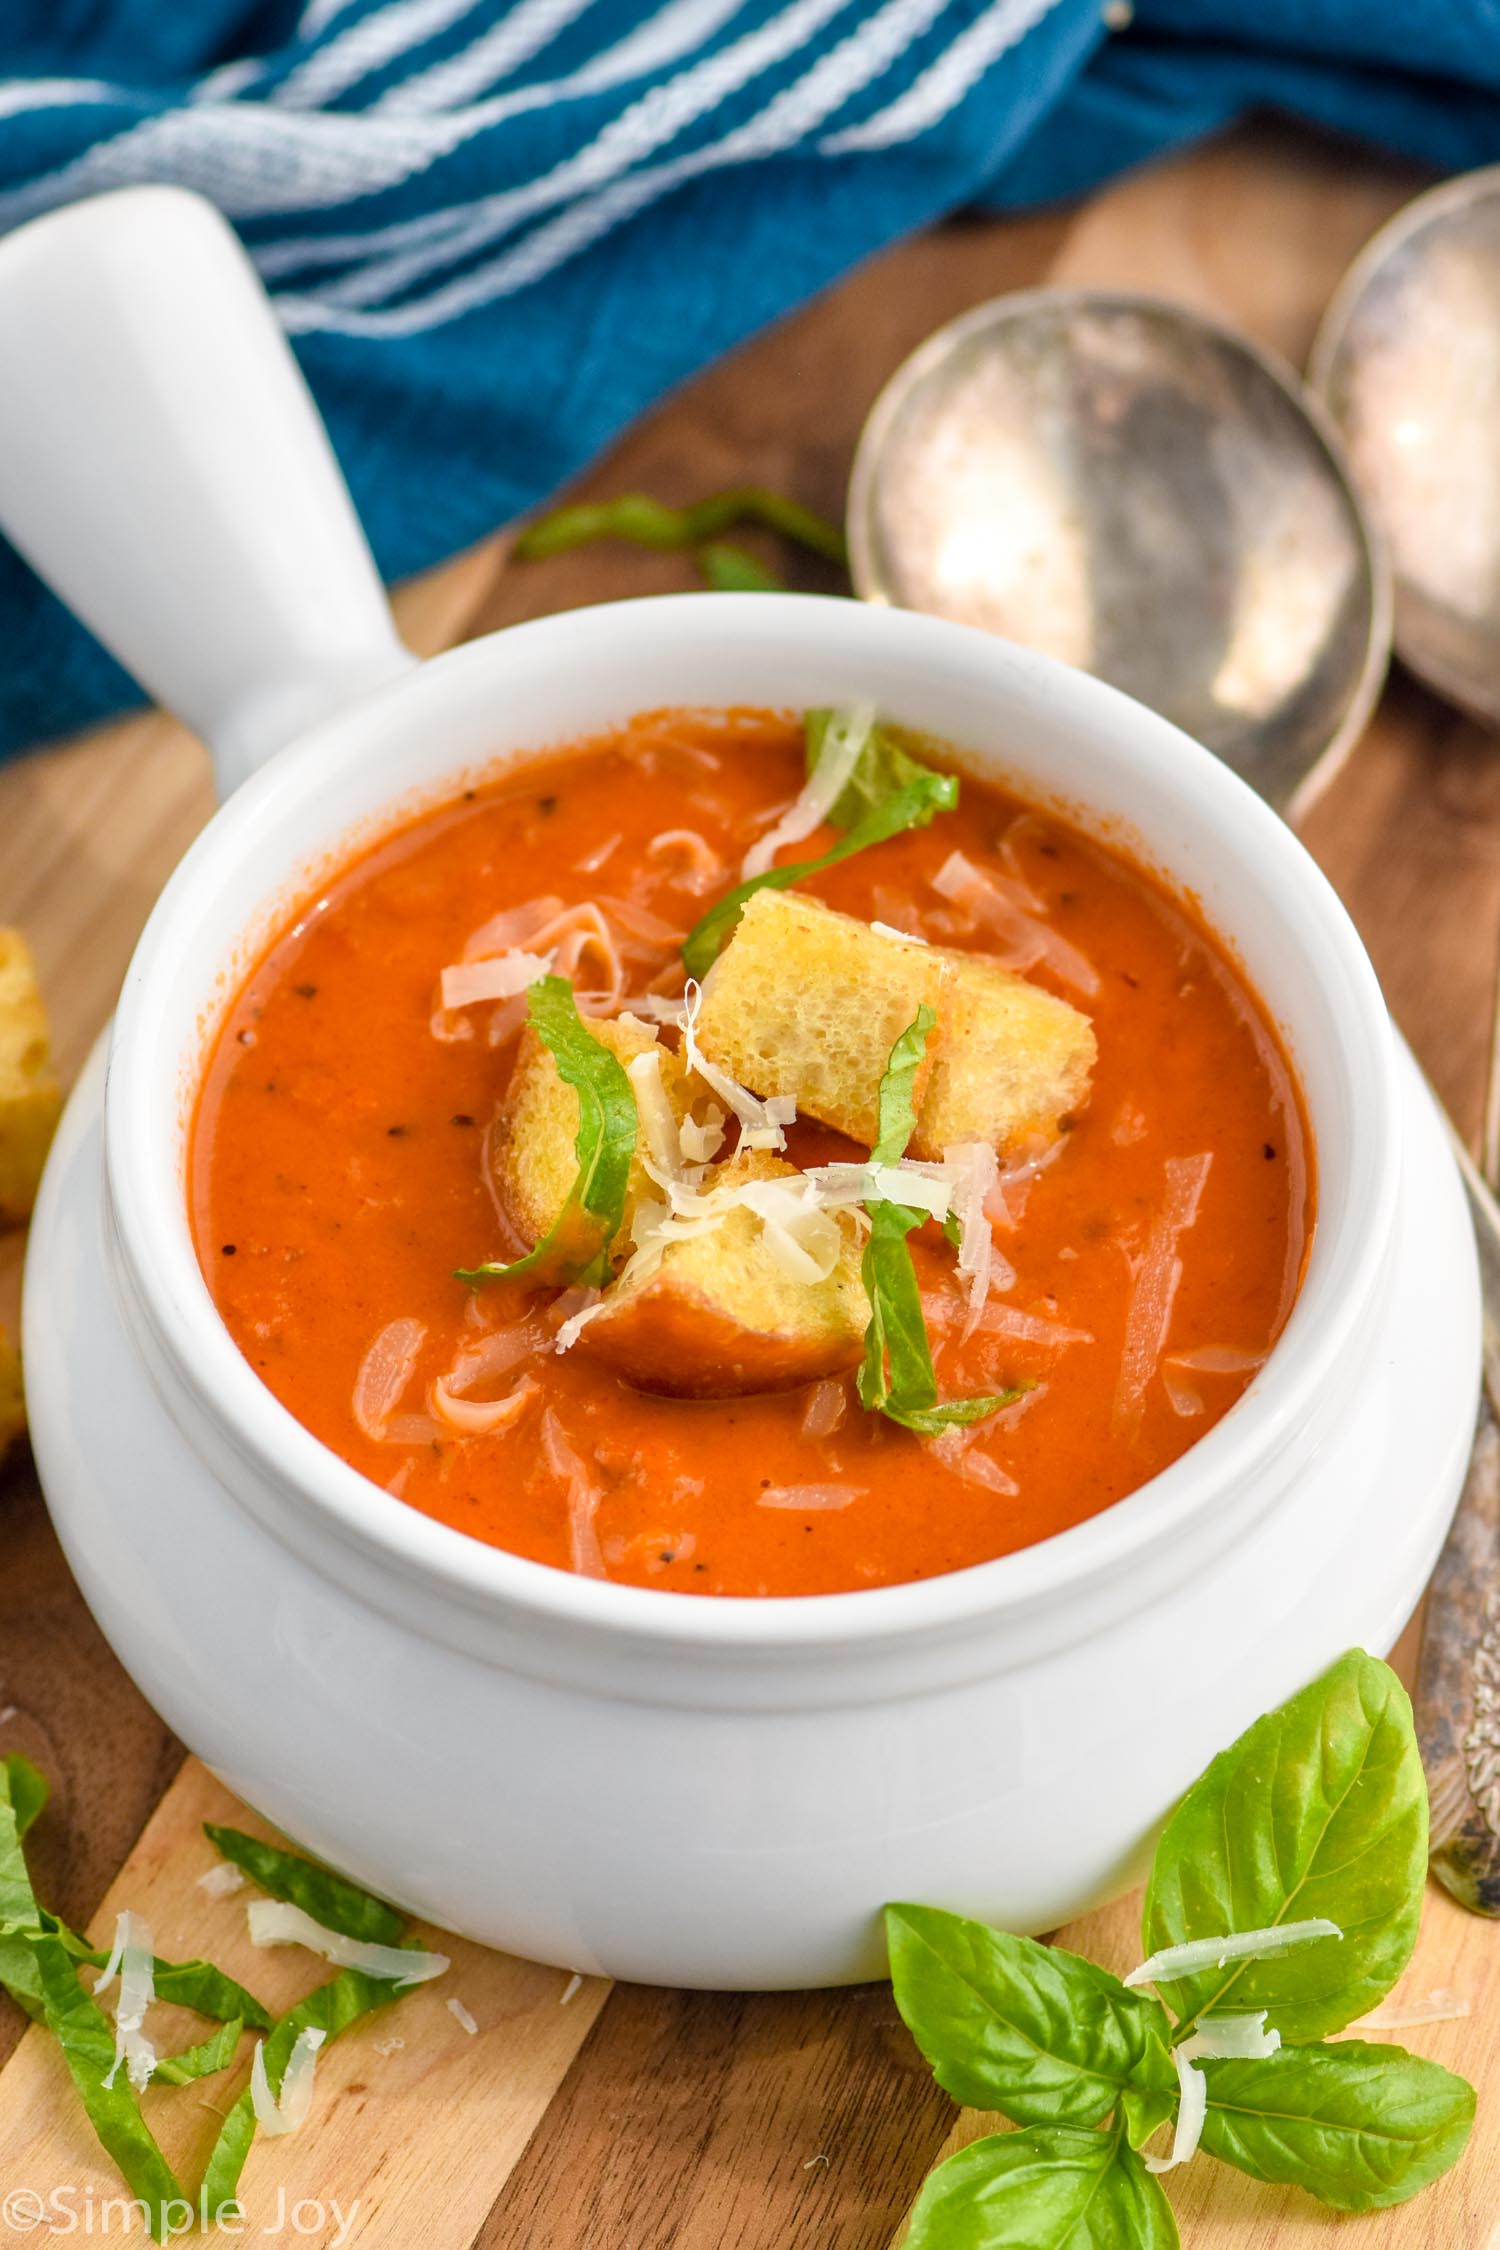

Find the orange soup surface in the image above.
[{"left": 192, "top": 709, "right": 1312, "bottom": 1597}]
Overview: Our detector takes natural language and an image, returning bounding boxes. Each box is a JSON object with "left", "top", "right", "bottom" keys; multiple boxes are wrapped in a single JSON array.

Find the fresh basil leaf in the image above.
[
  {"left": 32, "top": 1933, "right": 186, "bottom": 2241},
  {"left": 3, "top": 1753, "right": 47, "bottom": 1841},
  {"left": 856, "top": 1015, "right": 1026, "bottom": 1436},
  {"left": 154, "top": 2015, "right": 244, "bottom": 2087},
  {"left": 681, "top": 765, "right": 958, "bottom": 977},
  {"left": 457, "top": 976, "right": 637, "bottom": 1290},
  {"left": 1199, "top": 2041, "right": 1475, "bottom": 2213},
  {"left": 1142, "top": 1650, "right": 1426, "bottom": 2040},
  {"left": 1121, "top": 2079, "right": 1179, "bottom": 2152},
  {"left": 0, "top": 1753, "right": 41, "bottom": 1926},
  {"left": 695, "top": 541, "right": 783, "bottom": 591},
  {"left": 516, "top": 487, "right": 846, "bottom": 565},
  {"left": 204, "top": 1823, "right": 404, "bottom": 1947},
  {"left": 905, "top": 2127, "right": 1179, "bottom": 2250},
  {"left": 886, "top": 1905, "right": 1177, "bottom": 2130},
  {"left": 871, "top": 1003, "right": 935, "bottom": 1165},
  {"left": 806, "top": 710, "right": 946, "bottom": 832},
  {"left": 200, "top": 1961, "right": 407, "bottom": 2220}
]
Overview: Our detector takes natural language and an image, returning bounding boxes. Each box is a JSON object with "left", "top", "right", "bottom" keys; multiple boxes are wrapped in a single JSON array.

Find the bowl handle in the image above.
[{"left": 0, "top": 185, "right": 415, "bottom": 795}]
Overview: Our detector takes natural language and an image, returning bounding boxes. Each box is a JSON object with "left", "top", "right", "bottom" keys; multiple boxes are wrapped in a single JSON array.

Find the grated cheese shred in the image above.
[
  {"left": 739, "top": 704, "right": 874, "bottom": 879},
  {"left": 246, "top": 1900, "right": 450, "bottom": 1987}
]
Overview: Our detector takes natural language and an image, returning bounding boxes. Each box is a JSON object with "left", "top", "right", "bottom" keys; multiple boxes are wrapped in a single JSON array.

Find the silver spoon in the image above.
[{"left": 848, "top": 283, "right": 1500, "bottom": 1910}]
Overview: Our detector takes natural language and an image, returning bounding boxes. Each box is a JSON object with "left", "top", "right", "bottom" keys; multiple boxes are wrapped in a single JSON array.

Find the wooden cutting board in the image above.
[{"left": 3, "top": 115, "right": 1499, "bottom": 2250}]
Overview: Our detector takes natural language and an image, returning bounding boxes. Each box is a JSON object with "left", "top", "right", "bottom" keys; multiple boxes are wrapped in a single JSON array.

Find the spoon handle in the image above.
[{"left": 1417, "top": 1118, "right": 1500, "bottom": 1910}]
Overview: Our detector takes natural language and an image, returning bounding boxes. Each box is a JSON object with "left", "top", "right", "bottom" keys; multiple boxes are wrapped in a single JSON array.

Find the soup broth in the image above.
[{"left": 192, "top": 708, "right": 1311, "bottom": 1597}]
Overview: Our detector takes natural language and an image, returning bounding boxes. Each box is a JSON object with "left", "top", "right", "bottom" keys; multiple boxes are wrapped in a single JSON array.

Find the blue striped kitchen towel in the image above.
[{"left": 4, "top": 0, "right": 1500, "bottom": 757}]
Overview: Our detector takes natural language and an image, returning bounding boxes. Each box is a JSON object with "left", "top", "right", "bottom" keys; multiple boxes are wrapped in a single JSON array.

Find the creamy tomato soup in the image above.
[{"left": 191, "top": 707, "right": 1312, "bottom": 1597}]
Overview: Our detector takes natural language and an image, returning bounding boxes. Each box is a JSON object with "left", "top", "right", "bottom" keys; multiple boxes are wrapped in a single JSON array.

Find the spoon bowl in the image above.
[
  {"left": 1310, "top": 166, "right": 1500, "bottom": 726},
  {"left": 849, "top": 288, "right": 1390, "bottom": 819}
]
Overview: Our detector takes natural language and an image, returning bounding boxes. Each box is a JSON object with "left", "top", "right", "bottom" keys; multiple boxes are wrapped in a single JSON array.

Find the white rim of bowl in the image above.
[{"left": 105, "top": 595, "right": 1399, "bottom": 1654}]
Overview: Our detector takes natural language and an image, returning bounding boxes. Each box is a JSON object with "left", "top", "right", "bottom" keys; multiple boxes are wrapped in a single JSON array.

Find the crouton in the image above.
[
  {"left": 0, "top": 931, "right": 61, "bottom": 1226},
  {"left": 492, "top": 1012, "right": 712, "bottom": 1268},
  {"left": 694, "top": 892, "right": 951, "bottom": 1149},
  {"left": 692, "top": 890, "right": 1095, "bottom": 1160},
  {"left": 0, "top": 1325, "right": 22, "bottom": 1467},
  {"left": 581, "top": 1151, "right": 868, "bottom": 1397},
  {"left": 911, "top": 948, "right": 1097, "bottom": 1159}
]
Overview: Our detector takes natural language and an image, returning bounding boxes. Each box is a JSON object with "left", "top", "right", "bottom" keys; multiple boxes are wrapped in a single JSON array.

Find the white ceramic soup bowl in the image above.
[{"left": 3, "top": 189, "right": 1479, "bottom": 1989}]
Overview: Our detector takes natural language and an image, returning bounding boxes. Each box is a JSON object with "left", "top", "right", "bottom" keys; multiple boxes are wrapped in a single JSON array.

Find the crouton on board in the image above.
[
  {"left": 492, "top": 1011, "right": 712, "bottom": 1269},
  {"left": 693, "top": 892, "right": 951, "bottom": 1149},
  {"left": 580, "top": 1151, "right": 868, "bottom": 1398},
  {"left": 693, "top": 891, "right": 1095, "bottom": 1159},
  {"left": 0, "top": 930, "right": 61, "bottom": 1226}
]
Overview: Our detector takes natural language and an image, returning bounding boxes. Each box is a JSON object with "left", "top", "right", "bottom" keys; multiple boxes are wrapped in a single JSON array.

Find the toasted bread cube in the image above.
[
  {"left": 0, "top": 1325, "right": 22, "bottom": 1467},
  {"left": 582, "top": 1151, "right": 868, "bottom": 1398},
  {"left": 910, "top": 949, "right": 1096, "bottom": 1159},
  {"left": 0, "top": 931, "right": 61, "bottom": 1226},
  {"left": 492, "top": 1012, "right": 712, "bottom": 1268},
  {"left": 694, "top": 892, "right": 951, "bottom": 1149}
]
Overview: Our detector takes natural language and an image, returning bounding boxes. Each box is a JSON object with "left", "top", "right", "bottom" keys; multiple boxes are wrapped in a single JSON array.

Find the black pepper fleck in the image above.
[
  {"left": 451, "top": 1113, "right": 476, "bottom": 1128},
  {"left": 221, "top": 1244, "right": 237, "bottom": 1256},
  {"left": 1263, "top": 1142, "right": 1277, "bottom": 1160},
  {"left": 537, "top": 794, "right": 558, "bottom": 815},
  {"left": 387, "top": 1124, "right": 409, "bottom": 1138},
  {"left": 294, "top": 982, "right": 318, "bottom": 1000}
]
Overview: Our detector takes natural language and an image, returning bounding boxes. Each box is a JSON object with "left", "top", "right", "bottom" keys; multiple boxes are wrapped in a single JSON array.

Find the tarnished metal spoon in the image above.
[
  {"left": 849, "top": 282, "right": 1500, "bottom": 1910},
  {"left": 848, "top": 289, "right": 1391, "bottom": 823}
]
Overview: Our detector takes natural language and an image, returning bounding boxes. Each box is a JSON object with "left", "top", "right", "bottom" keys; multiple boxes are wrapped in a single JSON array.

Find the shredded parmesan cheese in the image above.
[
  {"left": 739, "top": 703, "right": 874, "bottom": 879},
  {"left": 541, "top": 1411, "right": 608, "bottom": 1579},
  {"left": 1182, "top": 2011, "right": 1281, "bottom": 2061},
  {"left": 560, "top": 1972, "right": 583, "bottom": 2005},
  {"left": 757, "top": 1484, "right": 864, "bottom": 1510},
  {"left": 429, "top": 1372, "right": 539, "bottom": 1436},
  {"left": 1113, "top": 1154, "right": 1214, "bottom": 1439},
  {"left": 870, "top": 921, "right": 929, "bottom": 944},
  {"left": 800, "top": 1380, "right": 847, "bottom": 1438},
  {"left": 353, "top": 1319, "right": 435, "bottom": 1445},
  {"left": 945, "top": 1142, "right": 1000, "bottom": 1334},
  {"left": 1125, "top": 1919, "right": 1342, "bottom": 1990},
  {"left": 1355, "top": 1988, "right": 1470, "bottom": 2032},
  {"left": 251, "top": 2025, "right": 327, "bottom": 2135},
  {"left": 1143, "top": 2047, "right": 1208, "bottom": 2174},
  {"left": 440, "top": 951, "right": 552, "bottom": 1010},
  {"left": 681, "top": 979, "right": 796, "bottom": 1151},
  {"left": 447, "top": 1997, "right": 480, "bottom": 2036},
  {"left": 196, "top": 1862, "right": 246, "bottom": 1899},
  {"left": 247, "top": 1900, "right": 450, "bottom": 1986},
  {"left": 932, "top": 850, "right": 1100, "bottom": 995},
  {"left": 95, "top": 1911, "right": 157, "bottom": 2093},
  {"left": 646, "top": 828, "right": 723, "bottom": 892}
]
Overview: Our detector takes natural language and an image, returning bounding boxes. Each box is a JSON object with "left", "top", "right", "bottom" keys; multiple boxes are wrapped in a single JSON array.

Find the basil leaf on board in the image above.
[
  {"left": 886, "top": 1905, "right": 1178, "bottom": 2130},
  {"left": 457, "top": 976, "right": 637, "bottom": 1290},
  {"left": 204, "top": 1823, "right": 405, "bottom": 1947},
  {"left": 1142, "top": 1650, "right": 1427, "bottom": 2040},
  {"left": 681, "top": 763, "right": 958, "bottom": 976},
  {"left": 695, "top": 541, "right": 783, "bottom": 592},
  {"left": 153, "top": 2015, "right": 245, "bottom": 2087},
  {"left": 200, "top": 1961, "right": 407, "bottom": 2219},
  {"left": 515, "top": 486, "right": 846, "bottom": 565},
  {"left": 856, "top": 1013, "right": 1027, "bottom": 1436},
  {"left": 1199, "top": 2041, "right": 1475, "bottom": 2213},
  {"left": 905, "top": 2127, "right": 1179, "bottom": 2250},
  {"left": 32, "top": 1933, "right": 186, "bottom": 2242},
  {"left": 4, "top": 1752, "right": 47, "bottom": 1841}
]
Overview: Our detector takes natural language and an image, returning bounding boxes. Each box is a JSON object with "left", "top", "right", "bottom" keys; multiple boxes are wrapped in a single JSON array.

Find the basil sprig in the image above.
[
  {"left": 457, "top": 974, "right": 638, "bottom": 1290},
  {"left": 857, "top": 1006, "right": 1025, "bottom": 1436},
  {"left": 891, "top": 1652, "right": 1475, "bottom": 2243},
  {"left": 681, "top": 714, "right": 958, "bottom": 977}
]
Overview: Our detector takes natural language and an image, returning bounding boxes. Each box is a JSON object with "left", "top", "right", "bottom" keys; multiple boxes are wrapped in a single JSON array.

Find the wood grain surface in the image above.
[{"left": 2, "top": 117, "right": 1498, "bottom": 2249}]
